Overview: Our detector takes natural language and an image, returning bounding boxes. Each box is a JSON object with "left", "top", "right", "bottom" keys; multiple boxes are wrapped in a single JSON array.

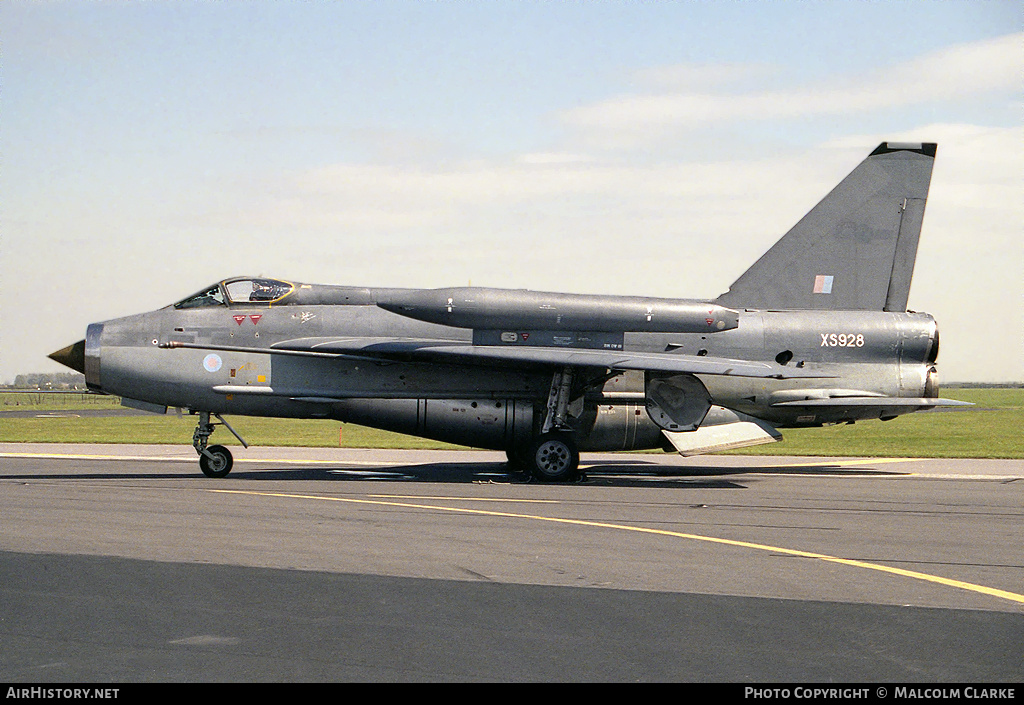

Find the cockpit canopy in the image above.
[{"left": 173, "top": 277, "right": 295, "bottom": 309}]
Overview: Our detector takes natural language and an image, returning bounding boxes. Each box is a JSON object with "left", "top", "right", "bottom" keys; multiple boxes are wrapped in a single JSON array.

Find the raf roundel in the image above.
[{"left": 203, "top": 354, "right": 223, "bottom": 373}]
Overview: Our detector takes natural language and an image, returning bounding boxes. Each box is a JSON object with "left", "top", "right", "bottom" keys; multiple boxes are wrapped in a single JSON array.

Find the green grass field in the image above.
[{"left": 1, "top": 388, "right": 1020, "bottom": 458}]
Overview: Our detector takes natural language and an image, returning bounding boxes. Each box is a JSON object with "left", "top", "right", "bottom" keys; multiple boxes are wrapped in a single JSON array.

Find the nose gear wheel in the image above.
[{"left": 199, "top": 444, "right": 233, "bottom": 478}]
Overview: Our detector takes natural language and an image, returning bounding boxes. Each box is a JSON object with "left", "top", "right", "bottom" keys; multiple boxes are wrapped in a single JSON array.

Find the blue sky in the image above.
[{"left": 2, "top": 1, "right": 1021, "bottom": 383}]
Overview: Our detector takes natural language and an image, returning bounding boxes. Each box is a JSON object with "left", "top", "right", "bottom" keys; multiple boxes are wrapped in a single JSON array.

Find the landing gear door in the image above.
[{"left": 644, "top": 373, "right": 712, "bottom": 432}]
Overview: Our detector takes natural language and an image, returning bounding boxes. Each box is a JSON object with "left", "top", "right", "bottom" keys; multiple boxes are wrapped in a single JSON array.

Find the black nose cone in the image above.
[{"left": 49, "top": 340, "right": 87, "bottom": 374}]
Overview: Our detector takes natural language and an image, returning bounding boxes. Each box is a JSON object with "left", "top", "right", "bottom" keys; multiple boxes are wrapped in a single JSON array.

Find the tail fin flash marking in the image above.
[{"left": 716, "top": 142, "right": 937, "bottom": 312}]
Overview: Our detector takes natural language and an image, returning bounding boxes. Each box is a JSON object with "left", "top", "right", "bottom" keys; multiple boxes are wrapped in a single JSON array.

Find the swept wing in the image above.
[{"left": 163, "top": 336, "right": 828, "bottom": 380}]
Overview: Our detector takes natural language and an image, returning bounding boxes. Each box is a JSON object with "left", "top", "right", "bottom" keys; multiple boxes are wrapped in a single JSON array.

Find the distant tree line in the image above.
[{"left": 6, "top": 373, "right": 87, "bottom": 389}]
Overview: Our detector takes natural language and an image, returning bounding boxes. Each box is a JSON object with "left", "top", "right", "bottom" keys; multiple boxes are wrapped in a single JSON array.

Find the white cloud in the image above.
[
  {"left": 558, "top": 33, "right": 1023, "bottom": 141},
  {"left": 516, "top": 152, "right": 595, "bottom": 166},
  {"left": 629, "top": 62, "right": 776, "bottom": 92}
]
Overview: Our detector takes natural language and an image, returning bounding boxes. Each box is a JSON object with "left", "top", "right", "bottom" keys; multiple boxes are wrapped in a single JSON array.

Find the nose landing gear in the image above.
[{"left": 192, "top": 411, "right": 248, "bottom": 478}]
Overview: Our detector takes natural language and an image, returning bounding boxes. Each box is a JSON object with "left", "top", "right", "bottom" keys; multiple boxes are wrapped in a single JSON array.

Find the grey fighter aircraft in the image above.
[{"left": 50, "top": 142, "right": 967, "bottom": 480}]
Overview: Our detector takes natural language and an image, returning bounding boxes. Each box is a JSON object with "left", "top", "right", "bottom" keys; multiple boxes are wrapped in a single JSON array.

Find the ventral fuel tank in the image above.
[{"left": 378, "top": 287, "right": 739, "bottom": 333}]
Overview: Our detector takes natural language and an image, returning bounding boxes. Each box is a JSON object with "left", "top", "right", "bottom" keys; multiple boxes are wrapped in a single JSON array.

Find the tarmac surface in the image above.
[{"left": 1, "top": 443, "right": 1021, "bottom": 682}]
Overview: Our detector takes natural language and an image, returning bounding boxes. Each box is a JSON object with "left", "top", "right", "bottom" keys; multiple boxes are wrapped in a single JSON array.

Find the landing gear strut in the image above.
[
  {"left": 524, "top": 367, "right": 582, "bottom": 482},
  {"left": 192, "top": 411, "right": 247, "bottom": 478}
]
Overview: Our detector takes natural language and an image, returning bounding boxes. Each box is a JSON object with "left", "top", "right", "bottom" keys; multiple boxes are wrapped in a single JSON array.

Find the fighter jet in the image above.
[{"left": 50, "top": 142, "right": 967, "bottom": 480}]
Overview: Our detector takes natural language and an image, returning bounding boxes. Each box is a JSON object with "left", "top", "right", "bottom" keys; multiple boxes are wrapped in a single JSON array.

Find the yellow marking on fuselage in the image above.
[{"left": 210, "top": 488, "right": 1024, "bottom": 606}]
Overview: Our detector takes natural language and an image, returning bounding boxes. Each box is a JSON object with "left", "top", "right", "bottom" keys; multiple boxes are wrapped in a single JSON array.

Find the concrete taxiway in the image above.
[{"left": 1, "top": 443, "right": 1021, "bottom": 681}]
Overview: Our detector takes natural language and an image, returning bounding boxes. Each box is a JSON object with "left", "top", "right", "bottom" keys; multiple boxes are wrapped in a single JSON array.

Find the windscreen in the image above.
[{"left": 173, "top": 284, "right": 226, "bottom": 309}]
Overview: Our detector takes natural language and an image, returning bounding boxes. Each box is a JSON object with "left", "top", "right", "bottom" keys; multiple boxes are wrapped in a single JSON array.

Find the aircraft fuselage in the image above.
[{"left": 80, "top": 284, "right": 940, "bottom": 454}]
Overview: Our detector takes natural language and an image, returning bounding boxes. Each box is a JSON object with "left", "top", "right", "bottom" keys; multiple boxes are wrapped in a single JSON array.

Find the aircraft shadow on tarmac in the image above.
[
  {"left": 197, "top": 462, "right": 747, "bottom": 488},
  {"left": 197, "top": 458, "right": 905, "bottom": 488},
  {"left": 0, "top": 457, "right": 905, "bottom": 487},
  {"left": 2, "top": 464, "right": 742, "bottom": 488}
]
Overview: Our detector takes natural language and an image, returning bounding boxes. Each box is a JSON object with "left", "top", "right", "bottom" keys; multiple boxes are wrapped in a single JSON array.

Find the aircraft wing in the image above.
[
  {"left": 164, "top": 336, "right": 830, "bottom": 379},
  {"left": 266, "top": 336, "right": 827, "bottom": 379}
]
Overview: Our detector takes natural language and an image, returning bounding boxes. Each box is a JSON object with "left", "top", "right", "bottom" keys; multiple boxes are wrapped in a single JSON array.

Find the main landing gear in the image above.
[
  {"left": 192, "top": 411, "right": 248, "bottom": 478},
  {"left": 526, "top": 432, "right": 580, "bottom": 482},
  {"left": 510, "top": 367, "right": 584, "bottom": 483}
]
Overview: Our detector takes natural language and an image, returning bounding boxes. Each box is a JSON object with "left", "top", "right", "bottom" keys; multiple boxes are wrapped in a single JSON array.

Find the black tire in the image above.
[
  {"left": 199, "top": 444, "right": 233, "bottom": 478},
  {"left": 527, "top": 433, "right": 580, "bottom": 482}
]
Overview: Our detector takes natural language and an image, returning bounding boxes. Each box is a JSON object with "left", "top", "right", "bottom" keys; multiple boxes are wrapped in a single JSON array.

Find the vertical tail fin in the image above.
[{"left": 715, "top": 142, "right": 936, "bottom": 311}]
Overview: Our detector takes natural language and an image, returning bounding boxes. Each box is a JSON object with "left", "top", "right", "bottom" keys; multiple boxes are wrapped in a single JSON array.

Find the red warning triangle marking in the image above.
[{"left": 232, "top": 315, "right": 246, "bottom": 325}]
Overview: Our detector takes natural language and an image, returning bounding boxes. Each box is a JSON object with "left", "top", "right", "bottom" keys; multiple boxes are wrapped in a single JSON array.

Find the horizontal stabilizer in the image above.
[{"left": 771, "top": 397, "right": 971, "bottom": 409}]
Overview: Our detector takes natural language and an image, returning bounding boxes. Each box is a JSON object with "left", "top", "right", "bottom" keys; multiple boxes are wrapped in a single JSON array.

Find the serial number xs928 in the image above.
[{"left": 820, "top": 333, "right": 865, "bottom": 347}]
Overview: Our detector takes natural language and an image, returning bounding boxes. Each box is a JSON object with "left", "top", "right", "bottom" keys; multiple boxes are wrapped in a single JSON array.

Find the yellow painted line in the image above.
[
  {"left": 765, "top": 457, "right": 924, "bottom": 468},
  {"left": 210, "top": 488, "right": 1024, "bottom": 606},
  {"left": 368, "top": 494, "right": 558, "bottom": 504},
  {"left": 0, "top": 451, "right": 390, "bottom": 466},
  {"left": 247, "top": 459, "right": 392, "bottom": 466},
  {"left": 0, "top": 451, "right": 193, "bottom": 462},
  {"left": 577, "top": 457, "right": 923, "bottom": 472}
]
